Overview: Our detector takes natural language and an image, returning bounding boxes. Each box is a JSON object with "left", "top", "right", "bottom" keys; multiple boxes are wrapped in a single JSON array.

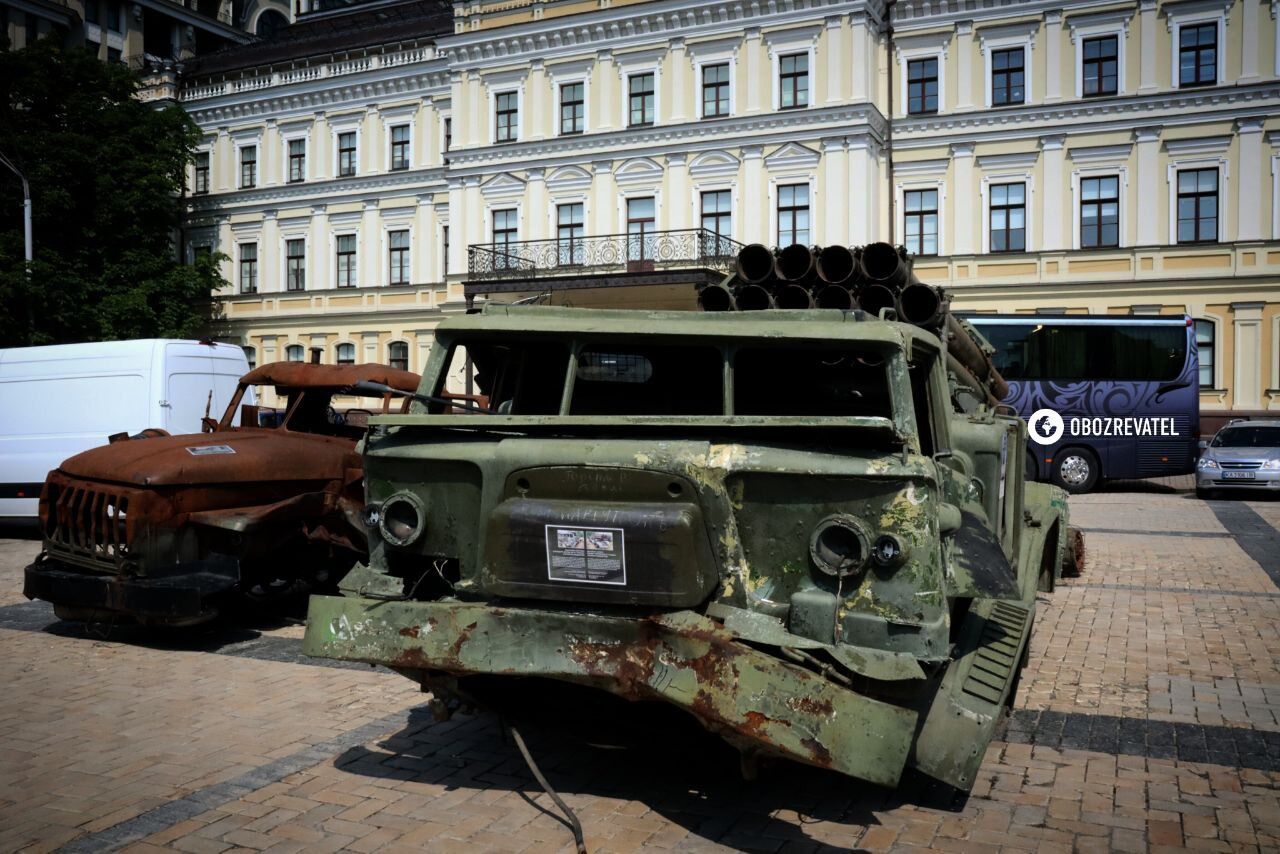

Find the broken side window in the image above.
[
  {"left": 434, "top": 339, "right": 569, "bottom": 415},
  {"left": 569, "top": 345, "right": 722, "bottom": 415},
  {"left": 734, "top": 347, "right": 892, "bottom": 418}
]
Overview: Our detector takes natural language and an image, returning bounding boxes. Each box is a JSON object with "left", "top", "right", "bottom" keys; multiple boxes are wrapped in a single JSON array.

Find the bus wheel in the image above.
[{"left": 1052, "top": 448, "right": 1099, "bottom": 494}]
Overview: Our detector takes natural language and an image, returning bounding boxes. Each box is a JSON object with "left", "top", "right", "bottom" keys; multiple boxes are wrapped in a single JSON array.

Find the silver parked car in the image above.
[{"left": 1196, "top": 420, "right": 1280, "bottom": 499}]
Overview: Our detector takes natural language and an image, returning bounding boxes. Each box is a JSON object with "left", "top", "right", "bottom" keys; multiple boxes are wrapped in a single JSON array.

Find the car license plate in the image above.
[{"left": 1223, "top": 471, "right": 1256, "bottom": 480}]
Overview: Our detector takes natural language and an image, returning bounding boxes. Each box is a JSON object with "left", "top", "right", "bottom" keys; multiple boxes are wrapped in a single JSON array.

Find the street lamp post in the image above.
[{"left": 0, "top": 149, "right": 32, "bottom": 275}]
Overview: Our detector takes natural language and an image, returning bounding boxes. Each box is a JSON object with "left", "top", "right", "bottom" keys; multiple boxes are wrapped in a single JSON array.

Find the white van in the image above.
[{"left": 0, "top": 339, "right": 253, "bottom": 521}]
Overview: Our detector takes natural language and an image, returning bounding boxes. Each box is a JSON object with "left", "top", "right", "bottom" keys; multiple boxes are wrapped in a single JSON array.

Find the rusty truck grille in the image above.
[{"left": 44, "top": 481, "right": 135, "bottom": 571}]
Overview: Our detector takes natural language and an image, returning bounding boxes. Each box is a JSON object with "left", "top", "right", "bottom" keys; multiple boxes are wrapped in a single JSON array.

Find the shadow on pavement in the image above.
[{"left": 334, "top": 690, "right": 965, "bottom": 851}]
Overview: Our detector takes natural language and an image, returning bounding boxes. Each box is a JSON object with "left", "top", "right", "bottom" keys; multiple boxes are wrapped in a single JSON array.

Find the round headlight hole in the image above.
[
  {"left": 667, "top": 482, "right": 683, "bottom": 498},
  {"left": 809, "top": 515, "right": 871, "bottom": 577},
  {"left": 516, "top": 477, "right": 531, "bottom": 494},
  {"left": 380, "top": 493, "right": 425, "bottom": 547},
  {"left": 872, "top": 534, "right": 909, "bottom": 569}
]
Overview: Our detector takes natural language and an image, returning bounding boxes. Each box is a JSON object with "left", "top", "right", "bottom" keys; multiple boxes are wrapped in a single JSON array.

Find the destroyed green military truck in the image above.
[{"left": 304, "top": 255, "right": 1075, "bottom": 793}]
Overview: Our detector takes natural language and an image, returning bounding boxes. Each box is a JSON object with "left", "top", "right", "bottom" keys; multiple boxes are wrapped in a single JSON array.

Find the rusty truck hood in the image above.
[{"left": 57, "top": 430, "right": 355, "bottom": 488}]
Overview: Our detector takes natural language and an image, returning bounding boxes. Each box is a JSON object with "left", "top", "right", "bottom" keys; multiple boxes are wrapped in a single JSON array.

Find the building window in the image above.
[
  {"left": 702, "top": 63, "right": 730, "bottom": 118},
  {"left": 238, "top": 243, "right": 258, "bottom": 293},
  {"left": 628, "top": 74, "right": 655, "bottom": 127},
  {"left": 336, "top": 343, "right": 355, "bottom": 365},
  {"left": 907, "top": 58, "right": 938, "bottom": 115},
  {"left": 239, "top": 145, "right": 257, "bottom": 189},
  {"left": 336, "top": 234, "right": 357, "bottom": 287},
  {"left": 286, "top": 238, "right": 306, "bottom": 291},
  {"left": 495, "top": 92, "right": 518, "bottom": 142},
  {"left": 337, "top": 132, "right": 357, "bottom": 177},
  {"left": 388, "top": 341, "right": 409, "bottom": 372},
  {"left": 1194, "top": 320, "right": 1215, "bottom": 388},
  {"left": 1080, "top": 176, "right": 1120, "bottom": 249},
  {"left": 388, "top": 230, "right": 410, "bottom": 285},
  {"left": 903, "top": 189, "right": 938, "bottom": 257},
  {"left": 991, "top": 48, "right": 1025, "bottom": 106},
  {"left": 989, "top": 183, "right": 1026, "bottom": 253},
  {"left": 560, "top": 83, "right": 584, "bottom": 135},
  {"left": 442, "top": 225, "right": 449, "bottom": 278},
  {"left": 557, "top": 203, "right": 584, "bottom": 267},
  {"left": 1082, "top": 36, "right": 1118, "bottom": 97},
  {"left": 84, "top": 0, "right": 98, "bottom": 24},
  {"left": 626, "top": 197, "right": 656, "bottom": 262},
  {"left": 1179, "top": 23, "right": 1217, "bottom": 87},
  {"left": 779, "top": 54, "right": 808, "bottom": 110},
  {"left": 701, "top": 190, "right": 731, "bottom": 238},
  {"left": 287, "top": 139, "right": 305, "bottom": 183},
  {"left": 1177, "top": 168, "right": 1218, "bottom": 243},
  {"left": 443, "top": 117, "right": 451, "bottom": 153},
  {"left": 389, "top": 125, "right": 410, "bottom": 171},
  {"left": 106, "top": 47, "right": 122, "bottom": 64},
  {"left": 243, "top": 346, "right": 256, "bottom": 371},
  {"left": 193, "top": 152, "right": 209, "bottom": 194},
  {"left": 493, "top": 209, "right": 518, "bottom": 270},
  {"left": 106, "top": 1, "right": 121, "bottom": 32},
  {"left": 286, "top": 344, "right": 304, "bottom": 362},
  {"left": 777, "top": 184, "right": 810, "bottom": 246}
]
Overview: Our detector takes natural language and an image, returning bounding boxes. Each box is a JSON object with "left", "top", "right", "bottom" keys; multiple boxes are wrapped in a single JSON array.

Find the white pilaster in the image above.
[
  {"left": 361, "top": 200, "right": 380, "bottom": 287},
  {"left": 527, "top": 62, "right": 546, "bottom": 140},
  {"left": 824, "top": 17, "right": 844, "bottom": 106},
  {"left": 363, "top": 107, "right": 381, "bottom": 174},
  {"left": 744, "top": 29, "right": 763, "bottom": 114},
  {"left": 669, "top": 40, "right": 689, "bottom": 122},
  {"left": 446, "top": 178, "right": 465, "bottom": 278},
  {"left": 741, "top": 145, "right": 765, "bottom": 241},
  {"left": 261, "top": 210, "right": 279, "bottom": 292},
  {"left": 592, "top": 161, "right": 617, "bottom": 234},
  {"left": 216, "top": 216, "right": 233, "bottom": 286},
  {"left": 1241, "top": 0, "right": 1260, "bottom": 82},
  {"left": 822, "top": 138, "right": 848, "bottom": 244},
  {"left": 216, "top": 128, "right": 231, "bottom": 192},
  {"left": 594, "top": 51, "right": 616, "bottom": 131},
  {"left": 526, "top": 168, "right": 548, "bottom": 240},
  {"left": 311, "top": 113, "right": 328, "bottom": 180},
  {"left": 1237, "top": 118, "right": 1266, "bottom": 241},
  {"left": 849, "top": 13, "right": 870, "bottom": 102},
  {"left": 666, "top": 154, "right": 690, "bottom": 229},
  {"left": 956, "top": 21, "right": 974, "bottom": 110},
  {"left": 1044, "top": 11, "right": 1063, "bottom": 102},
  {"left": 1040, "top": 135, "right": 1066, "bottom": 250},
  {"left": 847, "top": 138, "right": 877, "bottom": 244},
  {"left": 950, "top": 143, "right": 976, "bottom": 253},
  {"left": 309, "top": 205, "right": 328, "bottom": 290},
  {"left": 414, "top": 194, "right": 435, "bottom": 285},
  {"left": 1232, "top": 301, "right": 1265, "bottom": 409},
  {"left": 1134, "top": 126, "right": 1162, "bottom": 245},
  {"left": 262, "top": 120, "right": 279, "bottom": 185},
  {"left": 1139, "top": 0, "right": 1158, "bottom": 92}
]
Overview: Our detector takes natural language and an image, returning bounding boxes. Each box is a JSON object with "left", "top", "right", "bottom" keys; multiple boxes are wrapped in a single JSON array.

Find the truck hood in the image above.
[{"left": 57, "top": 431, "right": 354, "bottom": 487}]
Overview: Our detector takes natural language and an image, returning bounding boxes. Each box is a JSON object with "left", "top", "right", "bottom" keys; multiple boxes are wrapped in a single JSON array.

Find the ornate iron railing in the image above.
[{"left": 468, "top": 228, "right": 743, "bottom": 281}]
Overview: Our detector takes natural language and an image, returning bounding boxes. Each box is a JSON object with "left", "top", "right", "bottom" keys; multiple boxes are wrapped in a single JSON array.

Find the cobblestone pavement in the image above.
[{"left": 1, "top": 490, "right": 1279, "bottom": 853}]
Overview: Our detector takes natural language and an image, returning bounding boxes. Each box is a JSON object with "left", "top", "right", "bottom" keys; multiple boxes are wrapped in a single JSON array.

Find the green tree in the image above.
[{"left": 0, "top": 39, "right": 225, "bottom": 348}]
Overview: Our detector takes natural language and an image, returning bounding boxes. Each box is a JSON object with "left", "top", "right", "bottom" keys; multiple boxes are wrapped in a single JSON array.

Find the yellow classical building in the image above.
[{"left": 178, "top": 0, "right": 1279, "bottom": 417}]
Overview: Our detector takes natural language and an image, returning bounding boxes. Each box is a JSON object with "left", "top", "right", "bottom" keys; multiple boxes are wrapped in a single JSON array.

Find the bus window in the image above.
[{"left": 980, "top": 323, "right": 1185, "bottom": 382}]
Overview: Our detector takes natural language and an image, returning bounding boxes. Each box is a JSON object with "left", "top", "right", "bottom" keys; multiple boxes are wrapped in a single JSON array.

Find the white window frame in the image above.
[
  {"left": 1272, "top": 143, "right": 1280, "bottom": 241},
  {"left": 1067, "top": 9, "right": 1131, "bottom": 98},
  {"left": 385, "top": 120, "right": 413, "bottom": 172},
  {"left": 280, "top": 232, "right": 308, "bottom": 292},
  {"left": 236, "top": 142, "right": 259, "bottom": 189},
  {"left": 489, "top": 87, "right": 523, "bottom": 144},
  {"left": 895, "top": 180, "right": 947, "bottom": 257},
  {"left": 768, "top": 177, "right": 817, "bottom": 248},
  {"left": 1165, "top": 143, "right": 1230, "bottom": 244},
  {"left": 440, "top": 113, "right": 452, "bottom": 161},
  {"left": 386, "top": 339, "right": 411, "bottom": 372},
  {"left": 763, "top": 26, "right": 820, "bottom": 113},
  {"left": 621, "top": 68, "right": 661, "bottom": 129},
  {"left": 282, "top": 133, "right": 307, "bottom": 183},
  {"left": 1066, "top": 149, "right": 1131, "bottom": 250},
  {"left": 694, "top": 183, "right": 736, "bottom": 243},
  {"left": 237, "top": 240, "right": 259, "bottom": 293},
  {"left": 332, "top": 230, "right": 359, "bottom": 289},
  {"left": 979, "top": 168, "right": 1036, "bottom": 254},
  {"left": 895, "top": 32, "right": 950, "bottom": 117},
  {"left": 334, "top": 341, "right": 357, "bottom": 365},
  {"left": 384, "top": 223, "right": 413, "bottom": 286},
  {"left": 551, "top": 195, "right": 589, "bottom": 249},
  {"left": 1167, "top": 4, "right": 1228, "bottom": 89},
  {"left": 1193, "top": 314, "right": 1223, "bottom": 390},
  {"left": 284, "top": 343, "right": 305, "bottom": 362},
  {"left": 694, "top": 56, "right": 736, "bottom": 120},
  {"left": 978, "top": 23, "right": 1037, "bottom": 108},
  {"left": 554, "top": 76, "right": 590, "bottom": 137},
  {"left": 330, "top": 121, "right": 362, "bottom": 179}
]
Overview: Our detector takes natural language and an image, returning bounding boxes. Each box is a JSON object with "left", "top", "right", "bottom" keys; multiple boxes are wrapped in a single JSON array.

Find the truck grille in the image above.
[
  {"left": 960, "top": 602, "right": 1029, "bottom": 706},
  {"left": 44, "top": 482, "right": 136, "bottom": 571}
]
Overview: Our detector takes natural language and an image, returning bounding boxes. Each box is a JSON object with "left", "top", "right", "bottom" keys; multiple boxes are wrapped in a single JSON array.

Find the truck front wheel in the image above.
[{"left": 1052, "top": 448, "right": 1099, "bottom": 494}]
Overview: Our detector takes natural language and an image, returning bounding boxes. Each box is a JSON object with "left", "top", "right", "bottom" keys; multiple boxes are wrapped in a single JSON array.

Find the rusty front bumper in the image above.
[{"left": 304, "top": 595, "right": 919, "bottom": 787}]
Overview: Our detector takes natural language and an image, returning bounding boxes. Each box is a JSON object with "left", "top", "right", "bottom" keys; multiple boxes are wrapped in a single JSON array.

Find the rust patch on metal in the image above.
[
  {"left": 399, "top": 626, "right": 421, "bottom": 639},
  {"left": 800, "top": 737, "right": 834, "bottom": 768},
  {"left": 786, "top": 695, "right": 835, "bottom": 717}
]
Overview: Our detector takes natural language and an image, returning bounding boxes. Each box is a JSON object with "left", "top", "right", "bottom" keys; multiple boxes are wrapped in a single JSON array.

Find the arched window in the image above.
[
  {"left": 242, "top": 345, "right": 256, "bottom": 371},
  {"left": 286, "top": 344, "right": 304, "bottom": 362},
  {"left": 388, "top": 341, "right": 409, "bottom": 371},
  {"left": 255, "top": 9, "right": 288, "bottom": 39},
  {"left": 1194, "top": 319, "right": 1215, "bottom": 389},
  {"left": 336, "top": 343, "right": 355, "bottom": 365}
]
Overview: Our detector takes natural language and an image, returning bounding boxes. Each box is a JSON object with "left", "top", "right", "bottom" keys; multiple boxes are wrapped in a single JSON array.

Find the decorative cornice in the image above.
[
  {"left": 444, "top": 103, "right": 886, "bottom": 171},
  {"left": 186, "top": 72, "right": 449, "bottom": 125},
  {"left": 188, "top": 168, "right": 447, "bottom": 215},
  {"left": 894, "top": 83, "right": 1280, "bottom": 146}
]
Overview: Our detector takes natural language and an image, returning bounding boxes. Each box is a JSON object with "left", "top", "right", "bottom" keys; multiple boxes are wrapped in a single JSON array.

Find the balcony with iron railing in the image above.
[{"left": 466, "top": 228, "right": 743, "bottom": 292}]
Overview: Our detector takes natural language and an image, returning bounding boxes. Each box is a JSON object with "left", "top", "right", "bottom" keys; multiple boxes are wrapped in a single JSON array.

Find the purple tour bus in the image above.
[{"left": 964, "top": 314, "right": 1200, "bottom": 495}]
